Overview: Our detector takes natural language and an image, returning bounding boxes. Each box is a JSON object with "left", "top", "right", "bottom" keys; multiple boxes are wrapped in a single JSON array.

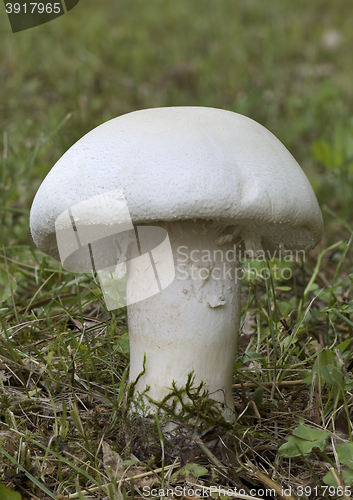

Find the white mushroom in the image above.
[{"left": 30, "top": 107, "right": 323, "bottom": 420}]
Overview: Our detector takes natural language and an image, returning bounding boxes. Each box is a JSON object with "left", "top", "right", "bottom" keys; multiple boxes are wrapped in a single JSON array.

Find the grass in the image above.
[{"left": 1, "top": 0, "right": 353, "bottom": 498}]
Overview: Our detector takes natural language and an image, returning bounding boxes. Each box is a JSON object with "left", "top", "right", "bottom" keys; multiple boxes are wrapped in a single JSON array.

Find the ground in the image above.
[{"left": 1, "top": 1, "right": 353, "bottom": 498}]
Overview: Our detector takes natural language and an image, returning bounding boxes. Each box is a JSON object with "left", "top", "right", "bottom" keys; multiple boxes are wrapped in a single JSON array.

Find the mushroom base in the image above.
[{"left": 127, "top": 221, "right": 241, "bottom": 421}]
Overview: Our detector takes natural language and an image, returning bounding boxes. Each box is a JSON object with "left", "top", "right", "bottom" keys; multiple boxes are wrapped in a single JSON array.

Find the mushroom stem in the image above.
[{"left": 127, "top": 221, "right": 241, "bottom": 420}]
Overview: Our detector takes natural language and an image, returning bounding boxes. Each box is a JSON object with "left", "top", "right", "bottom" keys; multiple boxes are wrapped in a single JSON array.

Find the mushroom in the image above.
[{"left": 30, "top": 107, "right": 323, "bottom": 420}]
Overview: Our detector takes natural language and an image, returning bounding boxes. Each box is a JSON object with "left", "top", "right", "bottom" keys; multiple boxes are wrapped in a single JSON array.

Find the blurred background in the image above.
[
  {"left": 0, "top": 0, "right": 353, "bottom": 283},
  {"left": 1, "top": 3, "right": 353, "bottom": 491}
]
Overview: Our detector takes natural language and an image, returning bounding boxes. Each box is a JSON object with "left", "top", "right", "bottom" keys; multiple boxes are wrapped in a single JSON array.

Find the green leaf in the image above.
[
  {"left": 312, "top": 139, "right": 334, "bottom": 169},
  {"left": 323, "top": 469, "right": 353, "bottom": 486},
  {"left": 311, "top": 350, "right": 346, "bottom": 386},
  {"left": 0, "top": 483, "right": 22, "bottom": 500},
  {"left": 306, "top": 283, "right": 319, "bottom": 293},
  {"left": 278, "top": 436, "right": 312, "bottom": 457},
  {"left": 316, "top": 349, "right": 335, "bottom": 368},
  {"left": 301, "top": 371, "right": 313, "bottom": 383},
  {"left": 342, "top": 470, "right": 353, "bottom": 485},
  {"left": 314, "top": 362, "right": 353, "bottom": 391},
  {"left": 254, "top": 386, "right": 264, "bottom": 407},
  {"left": 292, "top": 423, "right": 330, "bottom": 442},
  {"left": 0, "top": 268, "right": 17, "bottom": 304},
  {"left": 337, "top": 338, "right": 352, "bottom": 354},
  {"left": 280, "top": 335, "right": 293, "bottom": 351},
  {"left": 337, "top": 442, "right": 353, "bottom": 468},
  {"left": 320, "top": 365, "right": 335, "bottom": 384},
  {"left": 172, "top": 463, "right": 208, "bottom": 480},
  {"left": 330, "top": 366, "right": 344, "bottom": 385},
  {"left": 243, "top": 352, "right": 266, "bottom": 363},
  {"left": 116, "top": 331, "right": 130, "bottom": 354},
  {"left": 278, "top": 421, "right": 330, "bottom": 458}
]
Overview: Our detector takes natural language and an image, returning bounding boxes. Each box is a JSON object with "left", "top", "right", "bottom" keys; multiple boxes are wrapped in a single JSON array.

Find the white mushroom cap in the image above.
[{"left": 30, "top": 107, "right": 323, "bottom": 261}]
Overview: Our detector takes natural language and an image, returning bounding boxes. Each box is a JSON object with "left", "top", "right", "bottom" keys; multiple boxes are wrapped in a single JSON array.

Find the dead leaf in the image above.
[
  {"left": 102, "top": 442, "right": 154, "bottom": 488},
  {"left": 180, "top": 448, "right": 195, "bottom": 467},
  {"left": 0, "top": 431, "right": 18, "bottom": 457},
  {"left": 242, "top": 311, "right": 256, "bottom": 335},
  {"left": 102, "top": 441, "right": 125, "bottom": 479},
  {"left": 0, "top": 369, "right": 11, "bottom": 382},
  {"left": 127, "top": 465, "right": 154, "bottom": 489},
  {"left": 335, "top": 410, "right": 350, "bottom": 439},
  {"left": 68, "top": 316, "right": 104, "bottom": 332}
]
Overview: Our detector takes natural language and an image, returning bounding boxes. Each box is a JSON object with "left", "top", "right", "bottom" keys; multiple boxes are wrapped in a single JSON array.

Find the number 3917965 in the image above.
[{"left": 5, "top": 3, "right": 62, "bottom": 14}]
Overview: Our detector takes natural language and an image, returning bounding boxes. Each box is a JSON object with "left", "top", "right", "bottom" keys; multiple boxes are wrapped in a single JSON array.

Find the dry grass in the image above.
[{"left": 1, "top": 0, "right": 353, "bottom": 497}]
